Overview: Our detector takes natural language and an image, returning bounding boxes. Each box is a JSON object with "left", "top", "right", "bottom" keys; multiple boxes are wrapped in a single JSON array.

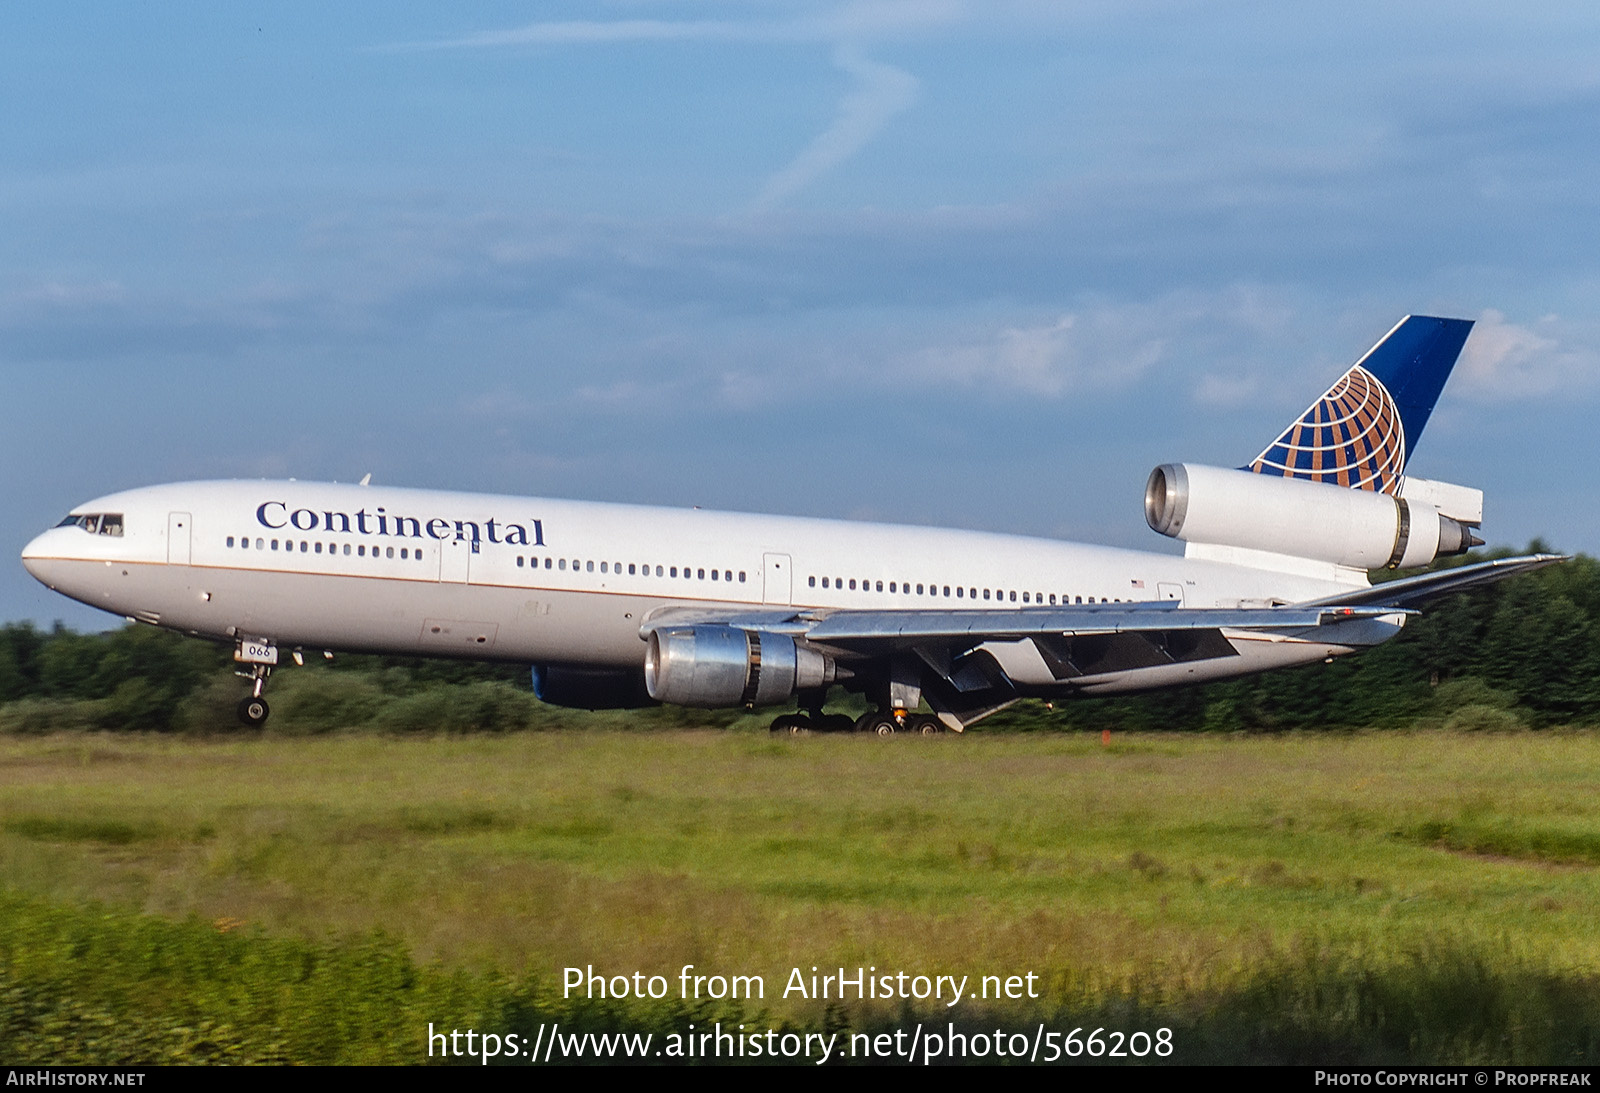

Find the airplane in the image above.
[{"left": 20, "top": 315, "right": 1564, "bottom": 734}]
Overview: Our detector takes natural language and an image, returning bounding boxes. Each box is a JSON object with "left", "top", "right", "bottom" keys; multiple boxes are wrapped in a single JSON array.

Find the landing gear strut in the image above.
[{"left": 232, "top": 643, "right": 277, "bottom": 728}]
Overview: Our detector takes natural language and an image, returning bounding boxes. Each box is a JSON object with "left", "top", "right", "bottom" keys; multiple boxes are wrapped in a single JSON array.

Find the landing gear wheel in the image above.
[
  {"left": 911, "top": 714, "right": 945, "bottom": 735},
  {"left": 817, "top": 714, "right": 856, "bottom": 733},
  {"left": 237, "top": 696, "right": 270, "bottom": 728},
  {"left": 770, "top": 714, "right": 812, "bottom": 734},
  {"left": 856, "top": 712, "right": 898, "bottom": 736}
]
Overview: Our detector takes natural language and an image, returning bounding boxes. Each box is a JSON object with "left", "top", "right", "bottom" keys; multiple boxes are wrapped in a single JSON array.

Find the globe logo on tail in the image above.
[{"left": 1249, "top": 365, "right": 1406, "bottom": 495}]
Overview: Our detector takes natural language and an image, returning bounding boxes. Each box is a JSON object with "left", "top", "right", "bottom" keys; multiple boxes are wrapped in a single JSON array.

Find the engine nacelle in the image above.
[
  {"left": 1145, "top": 463, "right": 1480, "bottom": 570},
  {"left": 645, "top": 626, "right": 836, "bottom": 708},
  {"left": 531, "top": 664, "right": 655, "bottom": 709}
]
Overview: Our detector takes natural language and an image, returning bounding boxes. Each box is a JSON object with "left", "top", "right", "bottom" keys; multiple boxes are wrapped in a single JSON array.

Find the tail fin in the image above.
[{"left": 1248, "top": 315, "right": 1474, "bottom": 495}]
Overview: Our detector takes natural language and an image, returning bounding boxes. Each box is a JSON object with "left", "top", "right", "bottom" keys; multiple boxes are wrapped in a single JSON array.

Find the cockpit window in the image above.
[{"left": 56, "top": 513, "right": 123, "bottom": 537}]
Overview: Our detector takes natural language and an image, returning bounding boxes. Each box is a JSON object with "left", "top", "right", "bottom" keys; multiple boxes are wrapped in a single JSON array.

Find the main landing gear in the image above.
[{"left": 768, "top": 709, "right": 945, "bottom": 735}]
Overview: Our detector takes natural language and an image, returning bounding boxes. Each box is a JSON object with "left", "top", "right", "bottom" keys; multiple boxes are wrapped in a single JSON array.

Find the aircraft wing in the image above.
[
  {"left": 1294, "top": 553, "right": 1568, "bottom": 610},
  {"left": 638, "top": 554, "right": 1561, "bottom": 729},
  {"left": 641, "top": 601, "right": 1401, "bottom": 650},
  {"left": 636, "top": 598, "right": 1401, "bottom": 700}
]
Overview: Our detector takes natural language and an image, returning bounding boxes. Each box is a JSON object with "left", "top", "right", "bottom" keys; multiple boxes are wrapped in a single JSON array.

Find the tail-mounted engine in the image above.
[
  {"left": 645, "top": 626, "right": 837, "bottom": 707},
  {"left": 1145, "top": 463, "right": 1482, "bottom": 570}
]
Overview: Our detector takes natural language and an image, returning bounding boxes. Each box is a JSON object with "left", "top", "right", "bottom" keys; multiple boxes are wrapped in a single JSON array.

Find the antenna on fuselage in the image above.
[{"left": 359, "top": 473, "right": 372, "bottom": 486}]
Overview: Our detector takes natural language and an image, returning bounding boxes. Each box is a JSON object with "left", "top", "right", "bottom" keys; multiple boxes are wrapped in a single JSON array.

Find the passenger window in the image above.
[
  {"left": 942, "top": 585, "right": 950, "bottom": 597},
  {"left": 849, "top": 579, "right": 856, "bottom": 591},
  {"left": 386, "top": 547, "right": 394, "bottom": 559},
  {"left": 711, "top": 569, "right": 719, "bottom": 581},
  {"left": 629, "top": 564, "right": 636, "bottom": 575},
  {"left": 655, "top": 565, "right": 663, "bottom": 576},
  {"left": 739, "top": 571, "right": 746, "bottom": 582},
  {"left": 586, "top": 561, "right": 594, "bottom": 573},
  {"left": 257, "top": 539, "right": 265, "bottom": 550},
  {"left": 343, "top": 544, "right": 350, "bottom": 556},
  {"left": 889, "top": 582, "right": 897, "bottom": 593},
  {"left": 227, "top": 536, "right": 235, "bottom": 548},
  {"left": 1009, "top": 591, "right": 1017, "bottom": 602},
  {"left": 916, "top": 584, "right": 924, "bottom": 594},
  {"left": 955, "top": 587, "right": 963, "bottom": 598},
  {"left": 876, "top": 580, "right": 883, "bottom": 592},
  {"left": 271, "top": 540, "right": 279, "bottom": 551},
  {"left": 697, "top": 568, "right": 705, "bottom": 579}
]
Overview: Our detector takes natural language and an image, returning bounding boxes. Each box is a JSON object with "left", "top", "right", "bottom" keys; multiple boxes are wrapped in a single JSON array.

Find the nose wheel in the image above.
[
  {"left": 236, "top": 695, "right": 271, "bottom": 727},
  {"left": 233, "top": 655, "right": 274, "bottom": 728}
]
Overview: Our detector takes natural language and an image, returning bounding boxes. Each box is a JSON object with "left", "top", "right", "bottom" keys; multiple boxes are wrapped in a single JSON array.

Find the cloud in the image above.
[
  {"left": 1192, "top": 372, "right": 1260, "bottom": 407},
  {"left": 902, "top": 313, "right": 1164, "bottom": 398},
  {"left": 1455, "top": 309, "right": 1600, "bottom": 398},
  {"left": 388, "top": 3, "right": 971, "bottom": 51},
  {"left": 750, "top": 45, "right": 919, "bottom": 211},
  {"left": 405, "top": 20, "right": 747, "bottom": 49}
]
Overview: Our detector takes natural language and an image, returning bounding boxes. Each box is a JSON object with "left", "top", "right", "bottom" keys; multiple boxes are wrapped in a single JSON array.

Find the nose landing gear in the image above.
[{"left": 232, "top": 639, "right": 278, "bottom": 728}]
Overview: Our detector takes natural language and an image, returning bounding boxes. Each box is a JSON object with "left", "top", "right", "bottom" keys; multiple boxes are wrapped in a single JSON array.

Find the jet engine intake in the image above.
[
  {"left": 1145, "top": 463, "right": 1480, "bottom": 570},
  {"left": 645, "top": 625, "right": 836, "bottom": 707},
  {"left": 531, "top": 664, "right": 655, "bottom": 709}
]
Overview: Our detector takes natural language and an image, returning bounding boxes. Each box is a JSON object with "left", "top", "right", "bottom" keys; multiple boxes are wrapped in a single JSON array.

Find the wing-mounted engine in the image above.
[
  {"left": 1145, "top": 463, "right": 1483, "bottom": 570},
  {"left": 645, "top": 625, "right": 839, "bottom": 707},
  {"left": 531, "top": 664, "right": 656, "bottom": 709}
]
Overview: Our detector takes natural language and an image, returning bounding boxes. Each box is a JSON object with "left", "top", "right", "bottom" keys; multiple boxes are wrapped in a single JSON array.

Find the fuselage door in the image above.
[
  {"left": 167, "top": 512, "right": 192, "bottom": 566},
  {"left": 439, "top": 537, "right": 470, "bottom": 584},
  {"left": 1157, "top": 582, "right": 1184, "bottom": 604},
  {"left": 762, "top": 553, "right": 792, "bottom": 605}
]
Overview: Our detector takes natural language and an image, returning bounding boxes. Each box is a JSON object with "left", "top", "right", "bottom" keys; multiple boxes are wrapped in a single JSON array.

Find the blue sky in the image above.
[{"left": 4, "top": 2, "right": 1598, "bottom": 628}]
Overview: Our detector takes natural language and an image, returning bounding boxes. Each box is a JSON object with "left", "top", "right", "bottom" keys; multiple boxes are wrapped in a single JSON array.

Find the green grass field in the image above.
[{"left": 4, "top": 728, "right": 1599, "bottom": 1063}]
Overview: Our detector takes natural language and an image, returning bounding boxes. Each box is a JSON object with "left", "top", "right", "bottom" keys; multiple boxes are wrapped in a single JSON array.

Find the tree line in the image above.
[{"left": 1, "top": 544, "right": 1595, "bottom": 732}]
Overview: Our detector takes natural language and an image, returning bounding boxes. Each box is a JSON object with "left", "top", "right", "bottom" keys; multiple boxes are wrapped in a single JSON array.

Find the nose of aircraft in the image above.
[{"left": 21, "top": 530, "right": 52, "bottom": 584}]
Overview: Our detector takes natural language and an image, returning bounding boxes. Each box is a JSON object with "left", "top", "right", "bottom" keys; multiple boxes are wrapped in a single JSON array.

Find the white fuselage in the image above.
[{"left": 21, "top": 480, "right": 1390, "bottom": 696}]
